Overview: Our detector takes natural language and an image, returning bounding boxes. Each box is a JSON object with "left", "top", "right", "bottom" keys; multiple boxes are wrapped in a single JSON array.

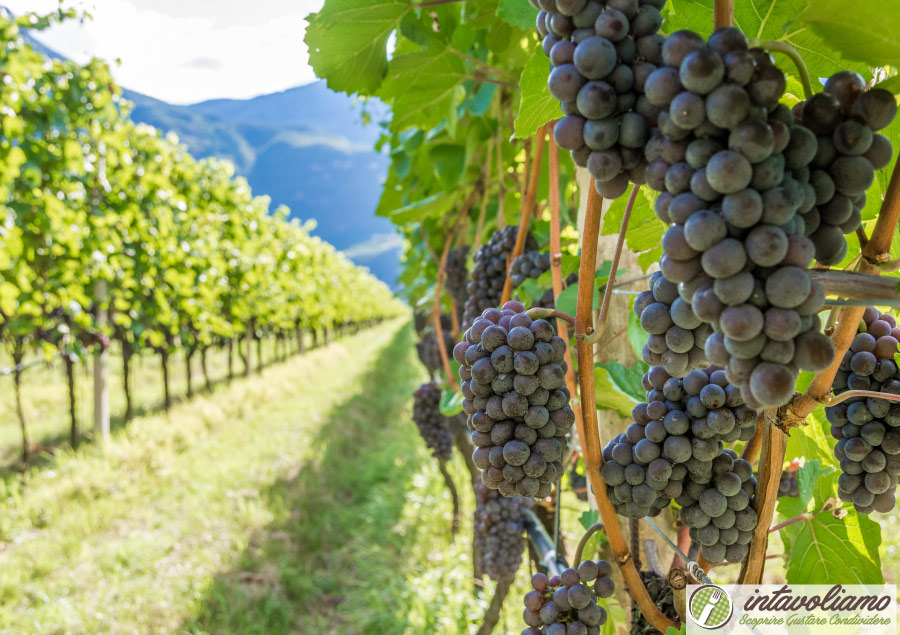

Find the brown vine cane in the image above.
[
  {"left": 432, "top": 190, "right": 478, "bottom": 393},
  {"left": 500, "top": 123, "right": 548, "bottom": 305},
  {"left": 575, "top": 185, "right": 678, "bottom": 632},
  {"left": 548, "top": 129, "right": 586, "bottom": 440}
]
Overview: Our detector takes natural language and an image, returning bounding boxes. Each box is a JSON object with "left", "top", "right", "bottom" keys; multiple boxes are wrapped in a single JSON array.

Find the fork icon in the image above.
[{"left": 697, "top": 589, "right": 723, "bottom": 625}]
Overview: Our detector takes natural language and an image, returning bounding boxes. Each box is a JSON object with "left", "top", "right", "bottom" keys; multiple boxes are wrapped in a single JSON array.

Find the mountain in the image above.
[
  {"left": 125, "top": 85, "right": 400, "bottom": 286},
  {"left": 20, "top": 29, "right": 400, "bottom": 285}
]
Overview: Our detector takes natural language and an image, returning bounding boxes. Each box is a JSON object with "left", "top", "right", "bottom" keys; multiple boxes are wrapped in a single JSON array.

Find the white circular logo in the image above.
[{"left": 689, "top": 585, "right": 734, "bottom": 630}]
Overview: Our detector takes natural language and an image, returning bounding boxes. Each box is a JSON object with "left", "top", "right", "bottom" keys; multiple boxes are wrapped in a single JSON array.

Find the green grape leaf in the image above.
[
  {"left": 515, "top": 45, "right": 561, "bottom": 139},
  {"left": 439, "top": 388, "right": 464, "bottom": 416},
  {"left": 594, "top": 364, "right": 640, "bottom": 417},
  {"left": 428, "top": 144, "right": 467, "bottom": 189},
  {"left": 777, "top": 471, "right": 884, "bottom": 584},
  {"left": 604, "top": 186, "right": 665, "bottom": 259},
  {"left": 596, "top": 360, "right": 650, "bottom": 403},
  {"left": 785, "top": 405, "right": 835, "bottom": 466},
  {"left": 390, "top": 191, "right": 457, "bottom": 224},
  {"left": 627, "top": 305, "right": 645, "bottom": 359},
  {"left": 379, "top": 49, "right": 467, "bottom": 133},
  {"left": 305, "top": 0, "right": 409, "bottom": 95},
  {"left": 579, "top": 509, "right": 601, "bottom": 530},
  {"left": 876, "top": 73, "right": 900, "bottom": 95},
  {"left": 796, "top": 459, "right": 823, "bottom": 508},
  {"left": 496, "top": 0, "right": 538, "bottom": 30},
  {"left": 797, "top": 0, "right": 900, "bottom": 70}
]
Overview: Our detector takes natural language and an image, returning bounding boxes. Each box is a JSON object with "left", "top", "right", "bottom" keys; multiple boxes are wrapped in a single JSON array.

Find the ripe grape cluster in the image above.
[
  {"left": 600, "top": 364, "right": 756, "bottom": 519},
  {"left": 463, "top": 226, "right": 537, "bottom": 329},
  {"left": 778, "top": 469, "right": 799, "bottom": 498},
  {"left": 634, "top": 270, "right": 713, "bottom": 377},
  {"left": 416, "top": 327, "right": 455, "bottom": 374},
  {"left": 456, "top": 301, "right": 575, "bottom": 498},
  {"left": 412, "top": 382, "right": 454, "bottom": 461},
  {"left": 794, "top": 74, "right": 897, "bottom": 265},
  {"left": 532, "top": 0, "right": 669, "bottom": 197},
  {"left": 645, "top": 27, "right": 834, "bottom": 407},
  {"left": 680, "top": 448, "right": 758, "bottom": 564},
  {"left": 511, "top": 250, "right": 552, "bottom": 288},
  {"left": 446, "top": 245, "right": 470, "bottom": 309},
  {"left": 414, "top": 311, "right": 452, "bottom": 335},
  {"left": 827, "top": 307, "right": 900, "bottom": 514},
  {"left": 474, "top": 483, "right": 532, "bottom": 581},
  {"left": 522, "top": 563, "right": 615, "bottom": 635}
]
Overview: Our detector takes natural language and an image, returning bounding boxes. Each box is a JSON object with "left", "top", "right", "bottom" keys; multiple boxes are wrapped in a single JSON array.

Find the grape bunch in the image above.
[
  {"left": 510, "top": 250, "right": 552, "bottom": 288},
  {"left": 794, "top": 74, "right": 897, "bottom": 265},
  {"left": 600, "top": 365, "right": 756, "bottom": 518},
  {"left": 679, "top": 448, "right": 759, "bottom": 564},
  {"left": 634, "top": 270, "right": 713, "bottom": 377},
  {"left": 644, "top": 27, "right": 834, "bottom": 406},
  {"left": 474, "top": 483, "right": 532, "bottom": 581},
  {"left": 463, "top": 226, "right": 537, "bottom": 329},
  {"left": 446, "top": 245, "right": 470, "bottom": 309},
  {"left": 456, "top": 300, "right": 575, "bottom": 498},
  {"left": 532, "top": 0, "right": 669, "bottom": 198},
  {"left": 778, "top": 469, "right": 799, "bottom": 498},
  {"left": 522, "top": 563, "right": 616, "bottom": 635},
  {"left": 412, "top": 382, "right": 454, "bottom": 461},
  {"left": 414, "top": 311, "right": 452, "bottom": 335},
  {"left": 827, "top": 307, "right": 900, "bottom": 514},
  {"left": 416, "top": 327, "right": 455, "bottom": 375}
]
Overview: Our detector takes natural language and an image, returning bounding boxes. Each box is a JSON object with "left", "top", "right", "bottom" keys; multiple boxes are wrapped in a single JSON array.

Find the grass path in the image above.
[{"left": 0, "top": 319, "right": 526, "bottom": 634}]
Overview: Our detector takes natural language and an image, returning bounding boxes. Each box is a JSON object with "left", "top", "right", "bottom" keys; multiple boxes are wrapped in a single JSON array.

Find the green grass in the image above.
[
  {"left": 0, "top": 335, "right": 295, "bottom": 472},
  {"left": 0, "top": 319, "right": 536, "bottom": 634}
]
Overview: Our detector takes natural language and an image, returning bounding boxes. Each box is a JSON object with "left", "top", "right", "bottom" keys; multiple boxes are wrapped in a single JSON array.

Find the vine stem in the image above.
[
  {"left": 438, "top": 459, "right": 461, "bottom": 535},
  {"left": 476, "top": 576, "right": 513, "bottom": 635},
  {"left": 768, "top": 503, "right": 836, "bottom": 534},
  {"left": 740, "top": 413, "right": 765, "bottom": 464},
  {"left": 740, "top": 163, "right": 900, "bottom": 585},
  {"left": 526, "top": 307, "right": 576, "bottom": 325},
  {"left": 501, "top": 124, "right": 548, "bottom": 304},
  {"left": 574, "top": 522, "right": 606, "bottom": 565},
  {"left": 585, "top": 184, "right": 640, "bottom": 344},
  {"left": 808, "top": 268, "right": 900, "bottom": 301},
  {"left": 822, "top": 389, "right": 900, "bottom": 407},
  {"left": 714, "top": 0, "right": 734, "bottom": 29},
  {"left": 547, "top": 130, "right": 585, "bottom": 445},
  {"left": 575, "top": 184, "right": 677, "bottom": 633},
  {"left": 752, "top": 40, "right": 813, "bottom": 99},
  {"left": 433, "top": 192, "right": 477, "bottom": 392}
]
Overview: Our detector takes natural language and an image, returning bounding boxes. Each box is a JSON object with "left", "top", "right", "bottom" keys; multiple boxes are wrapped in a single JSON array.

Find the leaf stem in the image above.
[
  {"left": 581, "top": 185, "right": 640, "bottom": 345},
  {"left": 525, "top": 307, "right": 576, "bottom": 325},
  {"left": 751, "top": 39, "right": 814, "bottom": 99},
  {"left": 574, "top": 522, "right": 606, "bottom": 565}
]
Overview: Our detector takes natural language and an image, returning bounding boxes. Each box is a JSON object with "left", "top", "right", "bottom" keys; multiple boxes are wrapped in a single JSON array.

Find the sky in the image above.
[{"left": 3, "top": 0, "right": 324, "bottom": 104}]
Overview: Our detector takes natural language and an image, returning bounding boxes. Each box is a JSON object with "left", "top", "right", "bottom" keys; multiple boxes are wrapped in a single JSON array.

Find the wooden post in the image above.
[{"left": 93, "top": 280, "right": 110, "bottom": 441}]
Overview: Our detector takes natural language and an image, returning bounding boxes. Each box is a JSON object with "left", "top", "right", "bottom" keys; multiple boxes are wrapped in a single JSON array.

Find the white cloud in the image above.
[
  {"left": 342, "top": 233, "right": 404, "bottom": 260},
  {"left": 3, "top": 0, "right": 324, "bottom": 104}
]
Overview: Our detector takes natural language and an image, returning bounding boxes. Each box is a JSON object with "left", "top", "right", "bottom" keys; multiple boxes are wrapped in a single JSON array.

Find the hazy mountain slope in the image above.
[{"left": 133, "top": 85, "right": 398, "bottom": 284}]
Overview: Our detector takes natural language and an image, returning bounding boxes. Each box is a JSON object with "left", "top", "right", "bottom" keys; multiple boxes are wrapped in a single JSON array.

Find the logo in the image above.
[{"left": 689, "top": 584, "right": 734, "bottom": 630}]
